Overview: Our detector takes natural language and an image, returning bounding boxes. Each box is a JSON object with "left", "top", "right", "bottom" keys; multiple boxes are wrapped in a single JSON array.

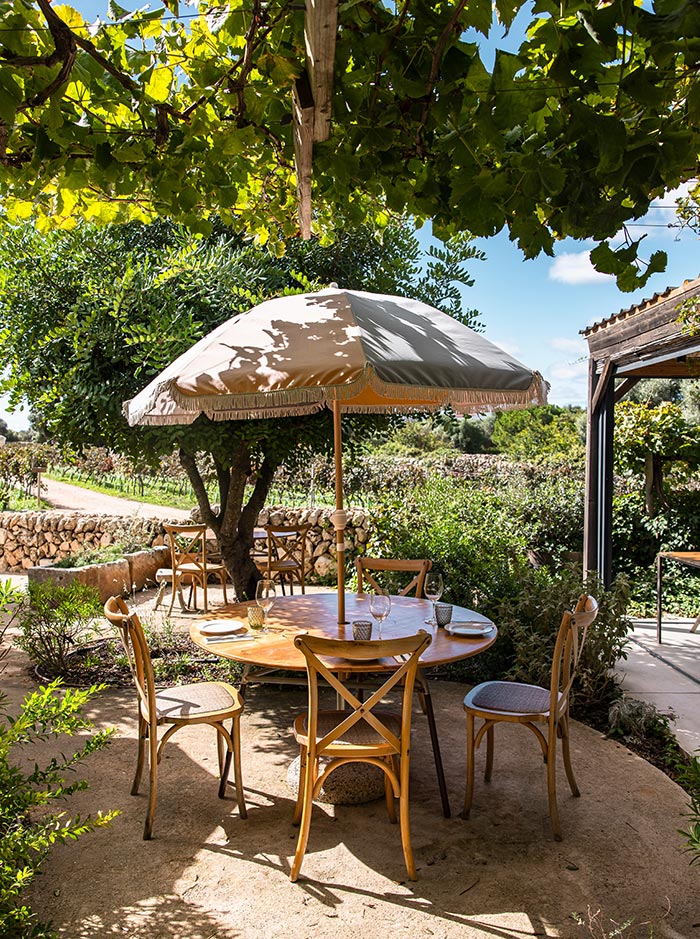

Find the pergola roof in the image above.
[{"left": 582, "top": 275, "right": 700, "bottom": 379}]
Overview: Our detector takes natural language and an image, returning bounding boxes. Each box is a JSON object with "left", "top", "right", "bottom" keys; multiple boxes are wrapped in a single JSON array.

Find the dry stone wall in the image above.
[
  {"left": 255, "top": 506, "right": 370, "bottom": 579},
  {"left": 0, "top": 507, "right": 372, "bottom": 580},
  {"left": 0, "top": 512, "right": 169, "bottom": 571}
]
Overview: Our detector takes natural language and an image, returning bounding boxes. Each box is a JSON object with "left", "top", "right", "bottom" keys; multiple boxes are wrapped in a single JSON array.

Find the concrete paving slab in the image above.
[{"left": 616, "top": 618, "right": 700, "bottom": 755}]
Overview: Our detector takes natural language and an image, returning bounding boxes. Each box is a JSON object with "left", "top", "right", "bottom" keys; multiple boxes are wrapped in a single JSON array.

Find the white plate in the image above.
[
  {"left": 199, "top": 621, "right": 248, "bottom": 637},
  {"left": 445, "top": 621, "right": 495, "bottom": 637}
]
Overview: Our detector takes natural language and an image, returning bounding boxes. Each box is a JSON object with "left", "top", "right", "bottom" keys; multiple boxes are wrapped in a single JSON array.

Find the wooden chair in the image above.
[
  {"left": 256, "top": 523, "right": 310, "bottom": 595},
  {"left": 104, "top": 596, "right": 246, "bottom": 839},
  {"left": 355, "top": 557, "right": 433, "bottom": 598},
  {"left": 163, "top": 523, "right": 228, "bottom": 614},
  {"left": 462, "top": 593, "right": 599, "bottom": 840},
  {"left": 290, "top": 629, "right": 432, "bottom": 882}
]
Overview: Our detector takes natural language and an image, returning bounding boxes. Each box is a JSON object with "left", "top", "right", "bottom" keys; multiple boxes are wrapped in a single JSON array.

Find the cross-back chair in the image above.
[
  {"left": 257, "top": 523, "right": 310, "bottom": 595},
  {"left": 462, "top": 593, "right": 598, "bottom": 840},
  {"left": 104, "top": 596, "right": 246, "bottom": 840},
  {"left": 355, "top": 557, "right": 433, "bottom": 598},
  {"left": 163, "top": 522, "right": 228, "bottom": 614},
  {"left": 290, "top": 630, "right": 432, "bottom": 882}
]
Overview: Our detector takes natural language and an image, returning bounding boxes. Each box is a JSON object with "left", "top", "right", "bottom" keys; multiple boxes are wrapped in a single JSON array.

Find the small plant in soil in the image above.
[{"left": 16, "top": 581, "right": 102, "bottom": 679}]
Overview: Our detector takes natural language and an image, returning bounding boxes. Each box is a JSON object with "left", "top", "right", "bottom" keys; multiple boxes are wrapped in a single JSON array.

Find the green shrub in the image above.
[
  {"left": 677, "top": 754, "right": 700, "bottom": 865},
  {"left": 484, "top": 564, "right": 631, "bottom": 711},
  {"left": 0, "top": 681, "right": 117, "bottom": 939},
  {"left": 16, "top": 582, "right": 102, "bottom": 679}
]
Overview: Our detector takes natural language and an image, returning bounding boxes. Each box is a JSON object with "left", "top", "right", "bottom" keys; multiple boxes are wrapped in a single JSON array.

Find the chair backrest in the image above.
[
  {"left": 104, "top": 596, "right": 157, "bottom": 726},
  {"left": 294, "top": 631, "right": 432, "bottom": 758},
  {"left": 265, "top": 524, "right": 310, "bottom": 570},
  {"left": 549, "top": 593, "right": 599, "bottom": 720},
  {"left": 355, "top": 558, "right": 433, "bottom": 598},
  {"left": 164, "top": 523, "right": 208, "bottom": 574}
]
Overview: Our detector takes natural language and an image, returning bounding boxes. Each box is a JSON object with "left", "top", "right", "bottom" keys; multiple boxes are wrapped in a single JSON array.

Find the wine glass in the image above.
[
  {"left": 424, "top": 572, "right": 444, "bottom": 625},
  {"left": 255, "top": 578, "right": 276, "bottom": 634},
  {"left": 369, "top": 589, "right": 391, "bottom": 639}
]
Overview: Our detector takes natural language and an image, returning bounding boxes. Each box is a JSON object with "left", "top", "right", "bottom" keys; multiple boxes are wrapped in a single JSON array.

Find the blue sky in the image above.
[
  {"left": 438, "top": 196, "right": 699, "bottom": 409},
  {"left": 2, "top": 3, "right": 698, "bottom": 428}
]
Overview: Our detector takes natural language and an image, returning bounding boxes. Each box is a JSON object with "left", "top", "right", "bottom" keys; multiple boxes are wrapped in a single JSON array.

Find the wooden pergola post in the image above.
[{"left": 584, "top": 358, "right": 615, "bottom": 588}]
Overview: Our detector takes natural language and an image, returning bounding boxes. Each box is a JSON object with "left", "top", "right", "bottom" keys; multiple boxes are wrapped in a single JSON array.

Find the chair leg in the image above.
[
  {"left": 221, "top": 572, "right": 228, "bottom": 605},
  {"left": 290, "top": 749, "right": 316, "bottom": 882},
  {"left": 462, "top": 712, "right": 475, "bottom": 819},
  {"left": 546, "top": 731, "right": 562, "bottom": 841},
  {"left": 398, "top": 753, "right": 417, "bottom": 881},
  {"left": 144, "top": 722, "right": 159, "bottom": 840},
  {"left": 231, "top": 716, "right": 247, "bottom": 819},
  {"left": 153, "top": 579, "right": 167, "bottom": 610},
  {"left": 385, "top": 757, "right": 398, "bottom": 823},
  {"left": 292, "top": 745, "right": 307, "bottom": 826},
  {"left": 559, "top": 716, "right": 580, "bottom": 798},
  {"left": 484, "top": 724, "right": 494, "bottom": 782},
  {"left": 132, "top": 714, "right": 147, "bottom": 795},
  {"left": 167, "top": 576, "right": 177, "bottom": 615}
]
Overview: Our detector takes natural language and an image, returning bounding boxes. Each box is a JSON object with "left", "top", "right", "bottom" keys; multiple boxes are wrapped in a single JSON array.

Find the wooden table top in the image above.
[
  {"left": 658, "top": 551, "right": 700, "bottom": 568},
  {"left": 190, "top": 591, "right": 497, "bottom": 672}
]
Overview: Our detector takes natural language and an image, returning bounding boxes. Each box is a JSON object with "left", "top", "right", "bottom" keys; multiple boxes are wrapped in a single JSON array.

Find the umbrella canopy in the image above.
[{"left": 125, "top": 288, "right": 547, "bottom": 621}]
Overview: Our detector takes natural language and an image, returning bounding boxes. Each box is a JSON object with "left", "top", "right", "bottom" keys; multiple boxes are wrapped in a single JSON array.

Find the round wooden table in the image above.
[{"left": 190, "top": 591, "right": 498, "bottom": 817}]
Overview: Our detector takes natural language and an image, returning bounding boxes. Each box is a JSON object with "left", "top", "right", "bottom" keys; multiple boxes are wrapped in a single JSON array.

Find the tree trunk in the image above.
[{"left": 178, "top": 441, "right": 278, "bottom": 601}]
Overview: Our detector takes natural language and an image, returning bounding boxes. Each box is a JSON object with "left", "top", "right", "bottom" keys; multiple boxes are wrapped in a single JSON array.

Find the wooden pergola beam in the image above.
[{"left": 304, "top": 0, "right": 338, "bottom": 142}]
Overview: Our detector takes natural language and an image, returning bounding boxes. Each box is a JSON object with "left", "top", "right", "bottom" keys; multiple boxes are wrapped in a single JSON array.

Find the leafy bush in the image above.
[
  {"left": 677, "top": 755, "right": 700, "bottom": 865},
  {"left": 488, "top": 564, "right": 631, "bottom": 711},
  {"left": 0, "top": 681, "right": 116, "bottom": 939},
  {"left": 0, "top": 444, "right": 56, "bottom": 511},
  {"left": 16, "top": 583, "right": 102, "bottom": 679}
]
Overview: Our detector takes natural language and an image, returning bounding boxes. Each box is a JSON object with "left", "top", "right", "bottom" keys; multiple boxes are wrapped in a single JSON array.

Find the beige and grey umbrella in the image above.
[{"left": 125, "top": 288, "right": 547, "bottom": 622}]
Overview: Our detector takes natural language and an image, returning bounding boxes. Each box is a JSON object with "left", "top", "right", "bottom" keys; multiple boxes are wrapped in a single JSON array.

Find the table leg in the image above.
[
  {"left": 417, "top": 671, "right": 451, "bottom": 818},
  {"left": 657, "top": 554, "right": 663, "bottom": 644}
]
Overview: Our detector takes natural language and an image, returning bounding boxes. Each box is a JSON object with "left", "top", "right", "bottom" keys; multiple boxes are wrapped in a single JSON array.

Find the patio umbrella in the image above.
[{"left": 125, "top": 287, "right": 546, "bottom": 623}]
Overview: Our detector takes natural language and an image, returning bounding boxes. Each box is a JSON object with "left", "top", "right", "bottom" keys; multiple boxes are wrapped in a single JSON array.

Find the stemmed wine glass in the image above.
[
  {"left": 369, "top": 589, "right": 391, "bottom": 639},
  {"left": 255, "top": 578, "right": 276, "bottom": 634},
  {"left": 424, "top": 572, "right": 444, "bottom": 625}
]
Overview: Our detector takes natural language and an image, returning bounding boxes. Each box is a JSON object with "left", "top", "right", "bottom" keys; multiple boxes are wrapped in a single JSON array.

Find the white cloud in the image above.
[
  {"left": 547, "top": 336, "right": 588, "bottom": 356},
  {"left": 549, "top": 251, "right": 613, "bottom": 285},
  {"left": 544, "top": 356, "right": 589, "bottom": 408}
]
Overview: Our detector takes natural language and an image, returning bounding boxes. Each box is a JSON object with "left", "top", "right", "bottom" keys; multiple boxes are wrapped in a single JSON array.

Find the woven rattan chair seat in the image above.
[{"left": 155, "top": 681, "right": 240, "bottom": 720}]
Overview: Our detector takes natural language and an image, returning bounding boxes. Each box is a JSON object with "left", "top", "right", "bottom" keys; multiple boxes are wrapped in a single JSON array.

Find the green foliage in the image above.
[
  {"left": 373, "top": 419, "right": 457, "bottom": 459},
  {"left": 491, "top": 406, "right": 586, "bottom": 462},
  {"left": 16, "top": 582, "right": 102, "bottom": 679},
  {"left": 0, "top": 681, "right": 116, "bottom": 939},
  {"left": 607, "top": 696, "right": 676, "bottom": 747},
  {"left": 615, "top": 400, "right": 700, "bottom": 474},
  {"left": 612, "top": 487, "right": 700, "bottom": 616},
  {"left": 491, "top": 566, "right": 631, "bottom": 712},
  {"left": 0, "top": 443, "right": 56, "bottom": 511},
  {"left": 364, "top": 472, "right": 630, "bottom": 699},
  {"left": 0, "top": 217, "right": 483, "bottom": 598},
  {"left": 0, "top": 2, "right": 696, "bottom": 286},
  {"left": 676, "top": 755, "right": 700, "bottom": 865}
]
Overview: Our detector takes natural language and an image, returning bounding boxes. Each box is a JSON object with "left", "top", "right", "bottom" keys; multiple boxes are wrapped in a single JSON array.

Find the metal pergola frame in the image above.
[{"left": 583, "top": 275, "right": 700, "bottom": 587}]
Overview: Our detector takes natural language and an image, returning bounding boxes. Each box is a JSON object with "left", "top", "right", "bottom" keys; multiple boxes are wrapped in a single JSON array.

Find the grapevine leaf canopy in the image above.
[{"left": 0, "top": 0, "right": 698, "bottom": 287}]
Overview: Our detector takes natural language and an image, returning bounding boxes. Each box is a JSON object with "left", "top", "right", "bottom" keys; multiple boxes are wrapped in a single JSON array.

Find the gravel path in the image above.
[{"left": 41, "top": 476, "right": 191, "bottom": 521}]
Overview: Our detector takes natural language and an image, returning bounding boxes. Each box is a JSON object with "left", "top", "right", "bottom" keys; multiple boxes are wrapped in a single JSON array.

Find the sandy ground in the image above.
[{"left": 1, "top": 632, "right": 697, "bottom": 939}]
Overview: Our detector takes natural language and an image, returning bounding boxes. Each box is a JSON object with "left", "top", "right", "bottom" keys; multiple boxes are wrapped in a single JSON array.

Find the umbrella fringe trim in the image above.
[{"left": 125, "top": 370, "right": 547, "bottom": 425}]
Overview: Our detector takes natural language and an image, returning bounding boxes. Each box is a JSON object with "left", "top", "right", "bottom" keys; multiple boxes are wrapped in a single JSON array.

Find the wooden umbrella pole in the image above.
[{"left": 332, "top": 400, "right": 347, "bottom": 625}]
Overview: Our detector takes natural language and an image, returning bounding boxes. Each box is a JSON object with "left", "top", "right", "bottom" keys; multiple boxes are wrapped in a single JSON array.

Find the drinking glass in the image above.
[
  {"left": 255, "top": 578, "right": 276, "bottom": 633},
  {"left": 424, "top": 572, "right": 444, "bottom": 625},
  {"left": 369, "top": 589, "right": 391, "bottom": 640}
]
